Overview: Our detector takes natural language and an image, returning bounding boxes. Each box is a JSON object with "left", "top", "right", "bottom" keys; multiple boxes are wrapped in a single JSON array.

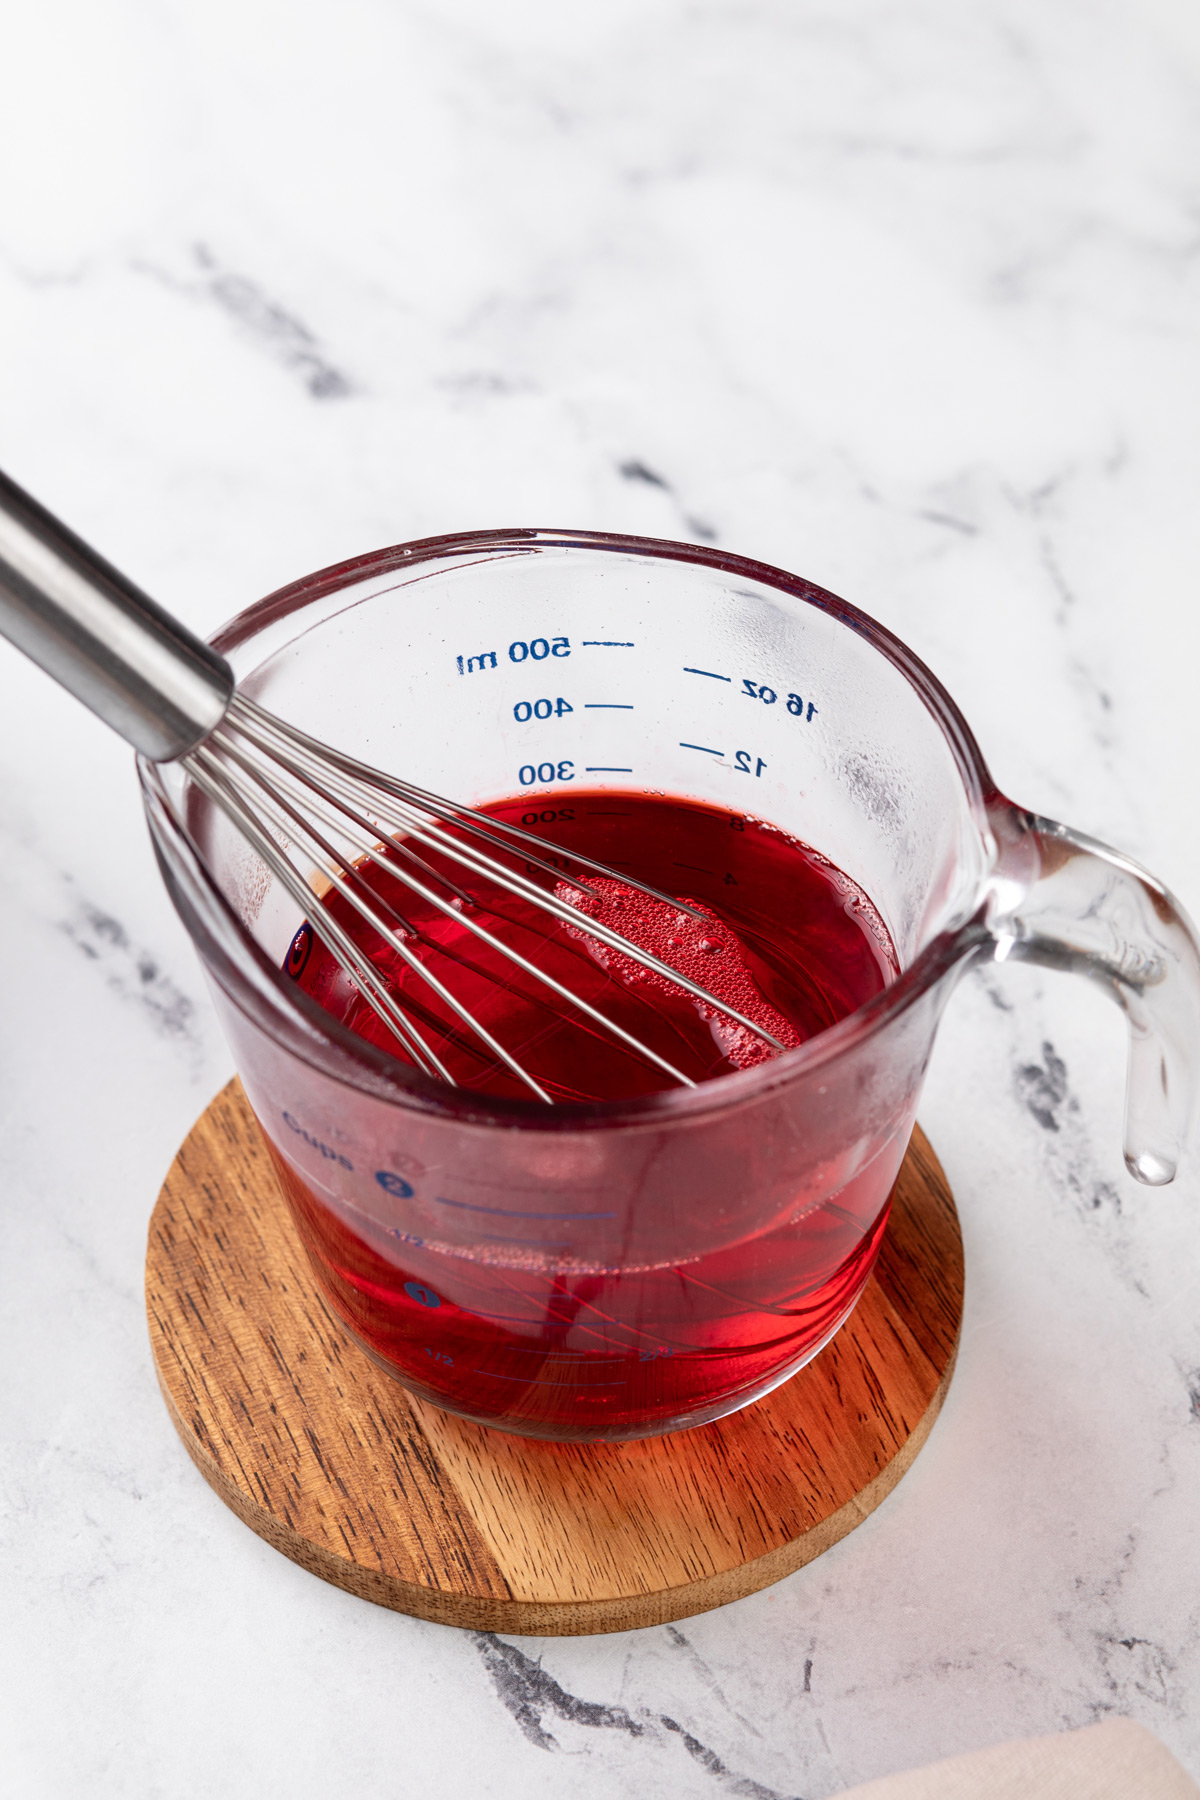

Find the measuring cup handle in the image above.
[{"left": 985, "top": 801, "right": 1200, "bottom": 1185}]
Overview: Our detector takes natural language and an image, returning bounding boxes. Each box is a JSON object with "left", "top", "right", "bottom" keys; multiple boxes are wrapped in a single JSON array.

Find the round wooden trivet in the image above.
[{"left": 146, "top": 1080, "right": 963, "bottom": 1636}]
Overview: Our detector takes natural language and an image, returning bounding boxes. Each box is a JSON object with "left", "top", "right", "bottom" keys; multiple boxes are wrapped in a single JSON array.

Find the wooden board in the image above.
[{"left": 146, "top": 1080, "right": 963, "bottom": 1636}]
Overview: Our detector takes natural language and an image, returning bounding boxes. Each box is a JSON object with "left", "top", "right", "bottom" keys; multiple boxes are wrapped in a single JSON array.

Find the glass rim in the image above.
[{"left": 142, "top": 526, "right": 1001, "bottom": 1128}]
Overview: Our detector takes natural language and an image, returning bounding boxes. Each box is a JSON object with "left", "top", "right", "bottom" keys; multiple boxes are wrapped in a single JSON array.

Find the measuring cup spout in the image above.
[{"left": 983, "top": 800, "right": 1200, "bottom": 1185}]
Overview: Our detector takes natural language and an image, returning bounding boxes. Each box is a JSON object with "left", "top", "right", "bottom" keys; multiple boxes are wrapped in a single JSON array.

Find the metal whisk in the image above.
[{"left": 0, "top": 470, "right": 782, "bottom": 1102}]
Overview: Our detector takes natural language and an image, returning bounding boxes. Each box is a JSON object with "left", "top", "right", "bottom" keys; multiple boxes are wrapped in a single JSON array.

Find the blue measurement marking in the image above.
[
  {"left": 582, "top": 640, "right": 635, "bottom": 647},
  {"left": 683, "top": 666, "right": 731, "bottom": 681},
  {"left": 433, "top": 1196, "right": 616, "bottom": 1220},
  {"left": 404, "top": 1282, "right": 441, "bottom": 1308},
  {"left": 586, "top": 765, "right": 633, "bottom": 773},
  {"left": 679, "top": 742, "right": 723, "bottom": 756},
  {"left": 584, "top": 703, "right": 634, "bottom": 709}
]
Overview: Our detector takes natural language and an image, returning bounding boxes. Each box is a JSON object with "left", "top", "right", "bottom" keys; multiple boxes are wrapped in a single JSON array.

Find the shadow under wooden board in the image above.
[{"left": 146, "top": 1080, "right": 963, "bottom": 1637}]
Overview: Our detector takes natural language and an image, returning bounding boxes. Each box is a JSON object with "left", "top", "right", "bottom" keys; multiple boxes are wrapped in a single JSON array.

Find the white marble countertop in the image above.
[{"left": 4, "top": 1, "right": 1200, "bottom": 1793}]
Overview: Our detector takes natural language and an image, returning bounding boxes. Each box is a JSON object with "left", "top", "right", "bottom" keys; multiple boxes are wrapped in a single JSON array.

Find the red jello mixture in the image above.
[
  {"left": 269, "top": 791, "right": 903, "bottom": 1437},
  {"left": 286, "top": 790, "right": 895, "bottom": 1102}
]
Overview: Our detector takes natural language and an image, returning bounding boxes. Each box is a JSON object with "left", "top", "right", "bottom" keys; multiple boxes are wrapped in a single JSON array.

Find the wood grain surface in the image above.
[{"left": 145, "top": 1080, "right": 963, "bottom": 1636}]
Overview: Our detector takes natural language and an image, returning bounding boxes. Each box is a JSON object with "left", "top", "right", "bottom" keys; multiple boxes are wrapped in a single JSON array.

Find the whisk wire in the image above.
[
  {"left": 191, "top": 741, "right": 560, "bottom": 1101},
  {"left": 232, "top": 694, "right": 711, "bottom": 921},
  {"left": 230, "top": 696, "right": 607, "bottom": 903},
  {"left": 221, "top": 695, "right": 784, "bottom": 1055},
  {"left": 185, "top": 751, "right": 456, "bottom": 1082},
  {"left": 198, "top": 729, "right": 709, "bottom": 1094},
  {"left": 0, "top": 472, "right": 791, "bottom": 1106}
]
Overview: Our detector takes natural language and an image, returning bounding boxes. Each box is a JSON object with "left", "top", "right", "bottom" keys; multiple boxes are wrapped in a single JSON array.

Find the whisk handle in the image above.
[{"left": 0, "top": 468, "right": 234, "bottom": 760}]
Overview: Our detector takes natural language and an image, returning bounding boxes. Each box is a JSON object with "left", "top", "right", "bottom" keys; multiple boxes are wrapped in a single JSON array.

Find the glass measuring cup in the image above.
[{"left": 140, "top": 530, "right": 1200, "bottom": 1441}]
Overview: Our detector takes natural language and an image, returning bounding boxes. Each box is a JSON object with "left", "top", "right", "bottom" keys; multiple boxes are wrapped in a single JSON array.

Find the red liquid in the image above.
[
  {"left": 273, "top": 792, "right": 902, "bottom": 1438},
  {"left": 288, "top": 792, "right": 895, "bottom": 1101}
]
